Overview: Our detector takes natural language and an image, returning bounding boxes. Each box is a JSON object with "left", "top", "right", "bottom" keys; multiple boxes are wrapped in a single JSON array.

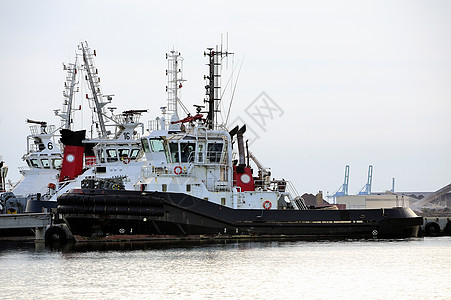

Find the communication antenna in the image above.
[
  {"left": 166, "top": 50, "right": 188, "bottom": 126},
  {"left": 55, "top": 56, "right": 79, "bottom": 129},
  {"left": 79, "top": 41, "right": 112, "bottom": 138},
  {"left": 204, "top": 45, "right": 233, "bottom": 130}
]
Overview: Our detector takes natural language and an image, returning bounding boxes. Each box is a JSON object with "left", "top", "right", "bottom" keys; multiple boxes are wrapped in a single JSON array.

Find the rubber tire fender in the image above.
[
  {"left": 425, "top": 222, "right": 441, "bottom": 236},
  {"left": 45, "top": 226, "right": 67, "bottom": 244},
  {"left": 444, "top": 221, "right": 451, "bottom": 236}
]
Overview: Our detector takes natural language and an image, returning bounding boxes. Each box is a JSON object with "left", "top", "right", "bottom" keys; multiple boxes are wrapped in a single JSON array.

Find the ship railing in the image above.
[
  {"left": 178, "top": 151, "right": 196, "bottom": 164},
  {"left": 253, "top": 179, "right": 288, "bottom": 192},
  {"left": 190, "top": 150, "right": 228, "bottom": 166},
  {"left": 235, "top": 178, "right": 307, "bottom": 209},
  {"left": 29, "top": 125, "right": 40, "bottom": 135},
  {"left": 206, "top": 151, "right": 222, "bottom": 164},
  {"left": 48, "top": 125, "right": 56, "bottom": 134},
  {"left": 214, "top": 181, "right": 231, "bottom": 192},
  {"left": 257, "top": 179, "right": 307, "bottom": 210},
  {"left": 283, "top": 181, "right": 308, "bottom": 210},
  {"left": 148, "top": 120, "right": 161, "bottom": 131},
  {"left": 114, "top": 114, "right": 141, "bottom": 124},
  {"left": 141, "top": 164, "right": 196, "bottom": 178},
  {"left": 29, "top": 144, "right": 40, "bottom": 153},
  {"left": 141, "top": 166, "right": 168, "bottom": 177}
]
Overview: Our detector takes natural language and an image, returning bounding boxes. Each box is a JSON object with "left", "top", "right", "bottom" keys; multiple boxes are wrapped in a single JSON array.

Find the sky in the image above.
[{"left": 0, "top": 0, "right": 450, "bottom": 195}]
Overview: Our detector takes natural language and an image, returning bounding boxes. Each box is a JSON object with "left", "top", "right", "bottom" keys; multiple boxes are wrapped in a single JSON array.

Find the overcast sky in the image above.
[{"left": 0, "top": 0, "right": 450, "bottom": 195}]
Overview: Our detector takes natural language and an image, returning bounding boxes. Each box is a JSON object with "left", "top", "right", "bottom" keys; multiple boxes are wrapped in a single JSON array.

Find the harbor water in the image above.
[{"left": 1, "top": 237, "right": 450, "bottom": 299}]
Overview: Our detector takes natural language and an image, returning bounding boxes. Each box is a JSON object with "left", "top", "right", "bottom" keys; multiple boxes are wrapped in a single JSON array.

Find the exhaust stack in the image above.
[{"left": 59, "top": 129, "right": 86, "bottom": 182}]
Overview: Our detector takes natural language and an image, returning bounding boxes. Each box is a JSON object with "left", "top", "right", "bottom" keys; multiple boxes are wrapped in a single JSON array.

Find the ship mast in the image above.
[
  {"left": 79, "top": 42, "right": 111, "bottom": 138},
  {"left": 166, "top": 50, "right": 187, "bottom": 127},
  {"left": 56, "top": 57, "right": 79, "bottom": 129},
  {"left": 204, "top": 46, "right": 232, "bottom": 130}
]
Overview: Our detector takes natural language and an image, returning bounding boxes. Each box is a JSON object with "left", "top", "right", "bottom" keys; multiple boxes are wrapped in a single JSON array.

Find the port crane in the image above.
[
  {"left": 328, "top": 165, "right": 350, "bottom": 203},
  {"left": 357, "top": 165, "right": 373, "bottom": 195}
]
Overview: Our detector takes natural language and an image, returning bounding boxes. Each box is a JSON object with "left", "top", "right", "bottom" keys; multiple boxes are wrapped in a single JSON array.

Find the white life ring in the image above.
[
  {"left": 174, "top": 165, "right": 183, "bottom": 175},
  {"left": 263, "top": 200, "right": 272, "bottom": 210}
]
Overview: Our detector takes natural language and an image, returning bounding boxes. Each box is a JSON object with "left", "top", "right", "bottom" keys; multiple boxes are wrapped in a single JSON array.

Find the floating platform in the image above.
[
  {"left": 0, "top": 213, "right": 51, "bottom": 241},
  {"left": 0, "top": 213, "right": 72, "bottom": 243}
]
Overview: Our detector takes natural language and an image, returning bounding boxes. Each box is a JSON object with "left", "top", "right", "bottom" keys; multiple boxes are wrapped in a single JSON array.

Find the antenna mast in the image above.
[
  {"left": 166, "top": 50, "right": 186, "bottom": 125},
  {"left": 57, "top": 57, "right": 79, "bottom": 129},
  {"left": 204, "top": 46, "right": 233, "bottom": 130},
  {"left": 79, "top": 42, "right": 111, "bottom": 138}
]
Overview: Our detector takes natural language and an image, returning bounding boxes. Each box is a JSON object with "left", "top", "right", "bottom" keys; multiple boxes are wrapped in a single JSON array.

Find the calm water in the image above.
[{"left": 0, "top": 237, "right": 450, "bottom": 300}]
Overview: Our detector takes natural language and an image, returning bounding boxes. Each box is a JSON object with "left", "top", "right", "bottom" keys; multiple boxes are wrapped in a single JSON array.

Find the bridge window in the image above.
[
  {"left": 52, "top": 158, "right": 62, "bottom": 169},
  {"left": 30, "top": 159, "right": 39, "bottom": 168},
  {"left": 130, "top": 149, "right": 140, "bottom": 159},
  {"left": 180, "top": 143, "right": 195, "bottom": 163},
  {"left": 141, "top": 139, "right": 150, "bottom": 153},
  {"left": 150, "top": 139, "right": 165, "bottom": 152},
  {"left": 118, "top": 149, "right": 130, "bottom": 158},
  {"left": 98, "top": 149, "right": 106, "bottom": 163},
  {"left": 169, "top": 143, "right": 179, "bottom": 163},
  {"left": 106, "top": 149, "right": 118, "bottom": 162},
  {"left": 207, "top": 143, "right": 223, "bottom": 163},
  {"left": 41, "top": 159, "right": 50, "bottom": 169}
]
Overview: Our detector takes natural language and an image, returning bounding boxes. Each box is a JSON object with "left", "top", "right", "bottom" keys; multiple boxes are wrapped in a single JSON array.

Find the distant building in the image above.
[{"left": 335, "top": 193, "right": 414, "bottom": 209}]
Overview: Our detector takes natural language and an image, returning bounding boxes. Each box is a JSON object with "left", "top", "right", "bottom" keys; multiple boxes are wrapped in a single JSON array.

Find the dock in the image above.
[{"left": 0, "top": 213, "right": 52, "bottom": 242}]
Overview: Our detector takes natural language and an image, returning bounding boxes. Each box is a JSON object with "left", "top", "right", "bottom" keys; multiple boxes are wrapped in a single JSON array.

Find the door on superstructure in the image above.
[{"left": 206, "top": 167, "right": 217, "bottom": 191}]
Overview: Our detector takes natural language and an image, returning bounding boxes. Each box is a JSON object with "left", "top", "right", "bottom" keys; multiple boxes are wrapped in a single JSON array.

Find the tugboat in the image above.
[
  {"left": 45, "top": 41, "right": 148, "bottom": 202},
  {"left": 0, "top": 118, "right": 65, "bottom": 214},
  {"left": 0, "top": 48, "right": 85, "bottom": 214},
  {"left": 58, "top": 46, "right": 423, "bottom": 241},
  {"left": 0, "top": 42, "right": 148, "bottom": 216}
]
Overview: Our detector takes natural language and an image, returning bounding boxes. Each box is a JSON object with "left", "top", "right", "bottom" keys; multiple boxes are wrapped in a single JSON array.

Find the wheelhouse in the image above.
[
  {"left": 141, "top": 132, "right": 229, "bottom": 167},
  {"left": 26, "top": 156, "right": 62, "bottom": 170},
  {"left": 95, "top": 142, "right": 142, "bottom": 164}
]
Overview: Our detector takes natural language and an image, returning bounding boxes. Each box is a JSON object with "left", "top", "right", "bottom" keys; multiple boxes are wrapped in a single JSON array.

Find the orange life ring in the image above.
[
  {"left": 263, "top": 200, "right": 272, "bottom": 210},
  {"left": 174, "top": 165, "right": 183, "bottom": 175},
  {"left": 121, "top": 157, "right": 131, "bottom": 164}
]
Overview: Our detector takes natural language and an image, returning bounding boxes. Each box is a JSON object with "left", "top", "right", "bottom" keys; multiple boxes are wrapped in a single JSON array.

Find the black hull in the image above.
[{"left": 58, "top": 189, "right": 422, "bottom": 241}]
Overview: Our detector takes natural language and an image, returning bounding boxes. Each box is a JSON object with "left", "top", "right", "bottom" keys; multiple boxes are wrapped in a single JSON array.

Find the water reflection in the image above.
[
  {"left": 0, "top": 236, "right": 426, "bottom": 255},
  {"left": 0, "top": 237, "right": 449, "bottom": 299}
]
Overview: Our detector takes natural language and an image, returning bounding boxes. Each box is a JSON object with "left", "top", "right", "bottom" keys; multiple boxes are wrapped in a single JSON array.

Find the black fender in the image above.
[
  {"left": 444, "top": 221, "right": 451, "bottom": 236},
  {"left": 45, "top": 226, "right": 67, "bottom": 244},
  {"left": 424, "top": 222, "right": 441, "bottom": 236}
]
